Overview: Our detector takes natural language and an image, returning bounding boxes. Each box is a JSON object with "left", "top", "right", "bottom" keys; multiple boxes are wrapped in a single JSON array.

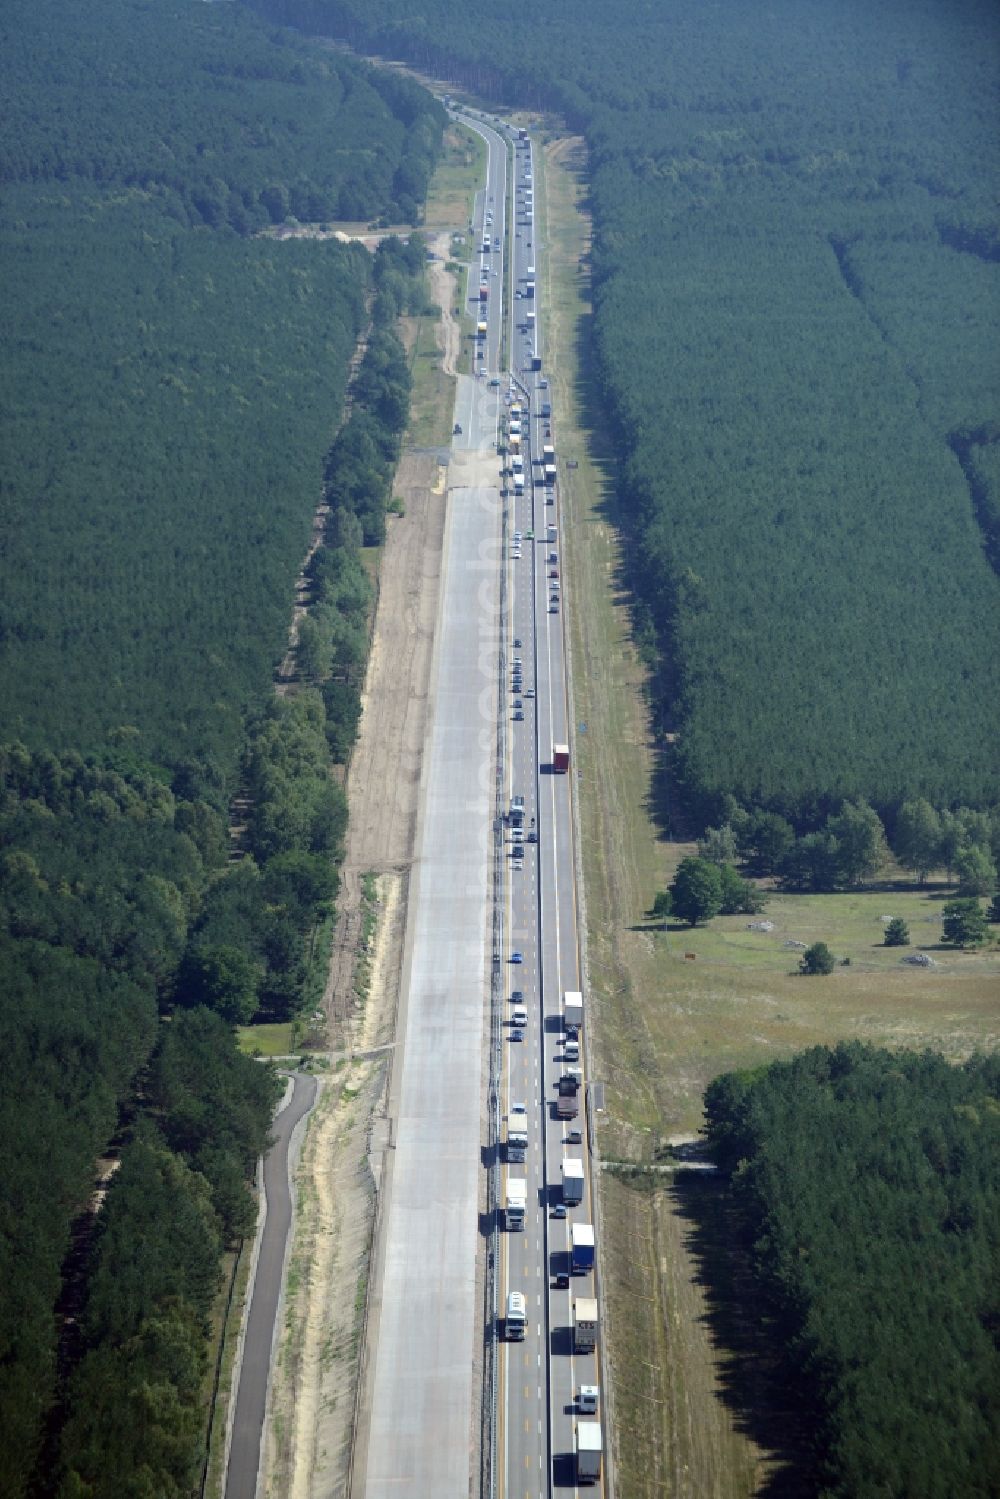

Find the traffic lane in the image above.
[
  {"left": 504, "top": 797, "right": 545, "bottom": 1471},
  {"left": 505, "top": 472, "right": 552, "bottom": 1487}
]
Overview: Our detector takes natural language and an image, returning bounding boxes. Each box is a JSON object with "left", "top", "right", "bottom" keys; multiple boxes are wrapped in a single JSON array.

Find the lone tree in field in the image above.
[
  {"left": 883, "top": 917, "right": 910, "bottom": 947},
  {"left": 649, "top": 889, "right": 672, "bottom": 924},
  {"left": 942, "top": 899, "right": 988, "bottom": 949},
  {"left": 669, "top": 856, "right": 723, "bottom": 926},
  {"left": 800, "top": 941, "right": 835, "bottom": 975}
]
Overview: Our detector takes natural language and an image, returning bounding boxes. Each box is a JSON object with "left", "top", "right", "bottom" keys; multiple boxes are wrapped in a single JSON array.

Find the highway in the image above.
[
  {"left": 496, "top": 129, "right": 603, "bottom": 1496},
  {"left": 358, "top": 109, "right": 603, "bottom": 1496}
]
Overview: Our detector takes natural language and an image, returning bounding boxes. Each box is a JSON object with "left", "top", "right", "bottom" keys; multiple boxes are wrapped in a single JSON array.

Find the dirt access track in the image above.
[{"left": 258, "top": 238, "right": 458, "bottom": 1499}]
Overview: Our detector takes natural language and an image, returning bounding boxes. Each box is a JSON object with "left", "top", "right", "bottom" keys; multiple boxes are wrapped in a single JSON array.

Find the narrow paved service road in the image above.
[{"left": 225, "top": 1070, "right": 318, "bottom": 1499}]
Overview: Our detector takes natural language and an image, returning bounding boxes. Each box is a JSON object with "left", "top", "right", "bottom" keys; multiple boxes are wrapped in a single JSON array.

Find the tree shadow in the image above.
[{"left": 669, "top": 1172, "right": 825, "bottom": 1497}]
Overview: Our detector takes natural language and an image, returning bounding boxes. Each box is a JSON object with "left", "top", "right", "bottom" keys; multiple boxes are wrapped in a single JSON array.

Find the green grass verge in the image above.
[{"left": 237, "top": 1021, "right": 295, "bottom": 1057}]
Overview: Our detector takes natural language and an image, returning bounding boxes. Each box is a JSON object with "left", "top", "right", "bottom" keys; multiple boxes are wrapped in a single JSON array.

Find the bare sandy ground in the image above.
[{"left": 259, "top": 233, "right": 459, "bottom": 1499}]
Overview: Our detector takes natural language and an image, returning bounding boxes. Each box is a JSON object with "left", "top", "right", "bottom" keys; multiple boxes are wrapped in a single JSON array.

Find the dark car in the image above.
[
  {"left": 552, "top": 1270, "right": 570, "bottom": 1289},
  {"left": 453, "top": 423, "right": 462, "bottom": 435}
]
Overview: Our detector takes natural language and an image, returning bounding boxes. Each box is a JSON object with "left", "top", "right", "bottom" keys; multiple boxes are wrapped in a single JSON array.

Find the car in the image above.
[
  {"left": 527, "top": 829, "right": 538, "bottom": 842},
  {"left": 510, "top": 1027, "right": 525, "bottom": 1042},
  {"left": 515, "top": 289, "right": 522, "bottom": 299},
  {"left": 565, "top": 1128, "right": 583, "bottom": 1144},
  {"left": 525, "top": 529, "right": 534, "bottom": 539},
  {"left": 489, "top": 377, "right": 500, "bottom": 387},
  {"left": 550, "top": 567, "right": 558, "bottom": 578},
  {"left": 550, "top": 1203, "right": 567, "bottom": 1220},
  {"left": 539, "top": 378, "right": 549, "bottom": 389},
  {"left": 513, "top": 656, "right": 523, "bottom": 668},
  {"left": 552, "top": 1271, "right": 570, "bottom": 1289},
  {"left": 525, "top": 687, "right": 535, "bottom": 698},
  {"left": 514, "top": 637, "right": 522, "bottom": 648},
  {"left": 453, "top": 423, "right": 462, "bottom": 435},
  {"left": 493, "top": 269, "right": 499, "bottom": 277},
  {"left": 549, "top": 603, "right": 559, "bottom": 613},
  {"left": 514, "top": 698, "right": 523, "bottom": 708},
  {"left": 510, "top": 990, "right": 524, "bottom": 1004},
  {"left": 511, "top": 828, "right": 524, "bottom": 843},
  {"left": 511, "top": 952, "right": 523, "bottom": 964},
  {"left": 514, "top": 709, "right": 524, "bottom": 721},
  {"left": 513, "top": 531, "right": 522, "bottom": 542}
]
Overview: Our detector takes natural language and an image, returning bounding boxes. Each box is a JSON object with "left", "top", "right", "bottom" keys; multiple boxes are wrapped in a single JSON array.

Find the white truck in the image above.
[
  {"left": 562, "top": 1156, "right": 585, "bottom": 1205},
  {"left": 563, "top": 990, "right": 584, "bottom": 1035},
  {"left": 507, "top": 1103, "right": 528, "bottom": 1162},
  {"left": 575, "top": 1420, "right": 603, "bottom": 1483},
  {"left": 506, "top": 1177, "right": 527, "bottom": 1230},
  {"left": 506, "top": 1290, "right": 526, "bottom": 1341},
  {"left": 573, "top": 1296, "right": 598, "bottom": 1353}
]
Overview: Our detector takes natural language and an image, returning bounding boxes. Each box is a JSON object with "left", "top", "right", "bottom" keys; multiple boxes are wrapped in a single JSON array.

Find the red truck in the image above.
[
  {"left": 552, "top": 743, "right": 570, "bottom": 773},
  {"left": 479, "top": 285, "right": 489, "bottom": 302}
]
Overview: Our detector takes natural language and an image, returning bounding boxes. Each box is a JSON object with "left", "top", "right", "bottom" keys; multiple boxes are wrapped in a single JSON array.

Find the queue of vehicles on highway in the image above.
[{"left": 484, "top": 121, "right": 605, "bottom": 1491}]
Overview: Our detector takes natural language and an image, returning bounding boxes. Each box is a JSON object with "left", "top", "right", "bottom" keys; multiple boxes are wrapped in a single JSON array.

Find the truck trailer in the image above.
[
  {"left": 506, "top": 1177, "right": 527, "bottom": 1230},
  {"left": 573, "top": 1296, "right": 598, "bottom": 1353},
  {"left": 507, "top": 1104, "right": 528, "bottom": 1162},
  {"left": 552, "top": 743, "right": 570, "bottom": 772},
  {"left": 556, "top": 1089, "right": 579, "bottom": 1120},
  {"left": 572, "top": 1222, "right": 595, "bottom": 1274},
  {"left": 575, "top": 1421, "right": 603, "bottom": 1484},
  {"left": 506, "top": 1290, "right": 527, "bottom": 1341},
  {"left": 562, "top": 1157, "right": 585, "bottom": 1205}
]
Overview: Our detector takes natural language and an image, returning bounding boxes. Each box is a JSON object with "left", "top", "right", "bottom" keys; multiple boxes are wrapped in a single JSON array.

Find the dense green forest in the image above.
[
  {"left": 705, "top": 1045, "right": 1000, "bottom": 1496},
  {"left": 0, "top": 1, "right": 440, "bottom": 1491},
  {"left": 251, "top": 0, "right": 1000, "bottom": 822}
]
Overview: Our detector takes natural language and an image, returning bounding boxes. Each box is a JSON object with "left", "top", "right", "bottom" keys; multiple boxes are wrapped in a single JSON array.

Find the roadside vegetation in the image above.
[
  {"left": 0, "top": 2, "right": 442, "bottom": 1492},
  {"left": 705, "top": 1045, "right": 1000, "bottom": 1499}
]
